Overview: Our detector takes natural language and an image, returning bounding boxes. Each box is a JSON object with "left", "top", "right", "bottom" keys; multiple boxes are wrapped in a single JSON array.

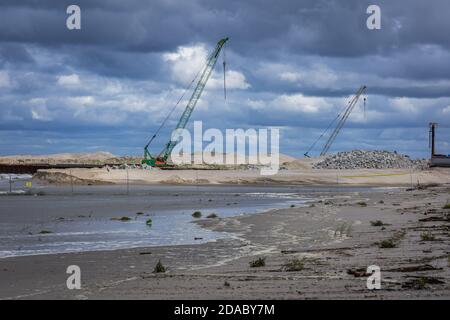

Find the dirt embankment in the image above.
[
  {"left": 33, "top": 166, "right": 450, "bottom": 187},
  {"left": 33, "top": 171, "right": 112, "bottom": 185}
]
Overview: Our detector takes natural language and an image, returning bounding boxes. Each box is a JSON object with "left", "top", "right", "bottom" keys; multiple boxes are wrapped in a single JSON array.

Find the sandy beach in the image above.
[{"left": 1, "top": 182, "right": 449, "bottom": 300}]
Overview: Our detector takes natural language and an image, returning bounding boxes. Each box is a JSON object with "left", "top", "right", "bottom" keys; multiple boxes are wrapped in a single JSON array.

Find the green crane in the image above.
[{"left": 142, "top": 37, "right": 229, "bottom": 167}]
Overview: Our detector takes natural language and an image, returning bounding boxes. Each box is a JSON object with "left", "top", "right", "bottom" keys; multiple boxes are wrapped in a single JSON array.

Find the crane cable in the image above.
[
  {"left": 304, "top": 112, "right": 342, "bottom": 157},
  {"left": 144, "top": 64, "right": 205, "bottom": 149},
  {"left": 304, "top": 98, "right": 351, "bottom": 157}
]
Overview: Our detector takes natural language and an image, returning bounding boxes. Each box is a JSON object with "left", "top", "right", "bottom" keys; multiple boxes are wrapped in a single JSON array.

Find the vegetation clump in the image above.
[
  {"left": 192, "top": 211, "right": 202, "bottom": 218},
  {"left": 357, "top": 201, "right": 368, "bottom": 207},
  {"left": 206, "top": 213, "right": 218, "bottom": 219},
  {"left": 111, "top": 216, "right": 132, "bottom": 222},
  {"left": 379, "top": 238, "right": 397, "bottom": 248},
  {"left": 370, "top": 220, "right": 385, "bottom": 227},
  {"left": 153, "top": 260, "right": 166, "bottom": 273},
  {"left": 420, "top": 232, "right": 435, "bottom": 241},
  {"left": 283, "top": 258, "right": 305, "bottom": 272},
  {"left": 249, "top": 257, "right": 266, "bottom": 268}
]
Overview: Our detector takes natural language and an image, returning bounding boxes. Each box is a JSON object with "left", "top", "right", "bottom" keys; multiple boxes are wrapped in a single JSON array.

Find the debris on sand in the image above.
[
  {"left": 402, "top": 276, "right": 445, "bottom": 290},
  {"left": 110, "top": 216, "right": 132, "bottom": 222},
  {"left": 386, "top": 264, "right": 441, "bottom": 272},
  {"left": 370, "top": 220, "right": 387, "bottom": 227},
  {"left": 347, "top": 268, "right": 370, "bottom": 277}
]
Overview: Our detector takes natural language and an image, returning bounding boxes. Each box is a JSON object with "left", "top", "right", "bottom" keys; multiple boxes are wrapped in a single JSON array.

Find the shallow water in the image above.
[{"left": 0, "top": 182, "right": 380, "bottom": 258}]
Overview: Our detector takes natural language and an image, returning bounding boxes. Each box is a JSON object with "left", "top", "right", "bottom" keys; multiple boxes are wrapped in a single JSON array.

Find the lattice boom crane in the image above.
[
  {"left": 319, "top": 85, "right": 367, "bottom": 156},
  {"left": 142, "top": 37, "right": 229, "bottom": 167}
]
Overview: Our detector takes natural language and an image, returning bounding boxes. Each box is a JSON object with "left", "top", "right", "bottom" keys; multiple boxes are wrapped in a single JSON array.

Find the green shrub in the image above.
[
  {"left": 146, "top": 218, "right": 153, "bottom": 226},
  {"left": 370, "top": 220, "right": 385, "bottom": 227},
  {"left": 379, "top": 238, "right": 397, "bottom": 248},
  {"left": 192, "top": 211, "right": 202, "bottom": 218},
  {"left": 249, "top": 257, "right": 266, "bottom": 268},
  {"left": 357, "top": 201, "right": 367, "bottom": 207},
  {"left": 283, "top": 258, "right": 305, "bottom": 271},
  {"left": 153, "top": 260, "right": 166, "bottom": 273},
  {"left": 110, "top": 216, "right": 132, "bottom": 222},
  {"left": 443, "top": 203, "right": 450, "bottom": 209},
  {"left": 420, "top": 231, "right": 435, "bottom": 241}
]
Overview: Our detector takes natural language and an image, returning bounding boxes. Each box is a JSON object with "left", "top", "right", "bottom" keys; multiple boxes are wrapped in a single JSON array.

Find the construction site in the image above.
[
  {"left": 1, "top": 3, "right": 450, "bottom": 303},
  {"left": 0, "top": 38, "right": 450, "bottom": 184}
]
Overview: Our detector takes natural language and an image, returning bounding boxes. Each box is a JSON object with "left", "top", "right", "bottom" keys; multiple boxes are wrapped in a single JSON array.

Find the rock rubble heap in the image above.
[{"left": 313, "top": 150, "right": 428, "bottom": 170}]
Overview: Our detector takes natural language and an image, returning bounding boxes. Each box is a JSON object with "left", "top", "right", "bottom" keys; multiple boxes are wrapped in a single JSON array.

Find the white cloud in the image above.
[
  {"left": 275, "top": 63, "right": 339, "bottom": 88},
  {"left": 57, "top": 74, "right": 81, "bottom": 87},
  {"left": 274, "top": 94, "right": 330, "bottom": 113},
  {"left": 163, "top": 44, "right": 249, "bottom": 90},
  {"left": 29, "top": 98, "right": 52, "bottom": 121},
  {"left": 247, "top": 98, "right": 266, "bottom": 109},
  {"left": 0, "top": 71, "right": 11, "bottom": 88},
  {"left": 279, "top": 71, "right": 302, "bottom": 82},
  {"left": 163, "top": 45, "right": 208, "bottom": 83},
  {"left": 208, "top": 70, "right": 250, "bottom": 90},
  {"left": 67, "top": 96, "right": 94, "bottom": 107},
  {"left": 443, "top": 105, "right": 450, "bottom": 114}
]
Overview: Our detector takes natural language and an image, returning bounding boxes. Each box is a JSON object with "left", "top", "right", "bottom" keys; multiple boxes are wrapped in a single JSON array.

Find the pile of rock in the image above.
[{"left": 313, "top": 150, "right": 428, "bottom": 170}]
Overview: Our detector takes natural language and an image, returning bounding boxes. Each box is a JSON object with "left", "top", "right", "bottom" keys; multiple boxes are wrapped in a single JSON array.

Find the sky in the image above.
[{"left": 0, "top": 0, "right": 449, "bottom": 159}]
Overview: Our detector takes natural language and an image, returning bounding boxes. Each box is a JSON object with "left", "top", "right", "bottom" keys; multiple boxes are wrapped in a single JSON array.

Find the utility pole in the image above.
[
  {"left": 126, "top": 167, "right": 129, "bottom": 196},
  {"left": 9, "top": 175, "right": 12, "bottom": 193},
  {"left": 70, "top": 170, "right": 74, "bottom": 195},
  {"left": 429, "top": 122, "right": 437, "bottom": 157}
]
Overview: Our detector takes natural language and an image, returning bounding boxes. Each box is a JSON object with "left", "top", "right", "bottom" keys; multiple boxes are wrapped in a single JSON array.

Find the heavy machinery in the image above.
[
  {"left": 142, "top": 37, "right": 229, "bottom": 167},
  {"left": 429, "top": 122, "right": 450, "bottom": 167},
  {"left": 304, "top": 85, "right": 367, "bottom": 157}
]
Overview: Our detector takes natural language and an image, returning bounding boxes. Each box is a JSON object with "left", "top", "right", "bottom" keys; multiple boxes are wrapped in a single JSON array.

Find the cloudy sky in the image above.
[{"left": 0, "top": 0, "right": 449, "bottom": 158}]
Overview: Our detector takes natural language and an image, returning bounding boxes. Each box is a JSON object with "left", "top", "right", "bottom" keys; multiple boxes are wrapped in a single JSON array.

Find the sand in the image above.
[
  {"left": 35, "top": 166, "right": 450, "bottom": 187},
  {"left": 0, "top": 184, "right": 449, "bottom": 299}
]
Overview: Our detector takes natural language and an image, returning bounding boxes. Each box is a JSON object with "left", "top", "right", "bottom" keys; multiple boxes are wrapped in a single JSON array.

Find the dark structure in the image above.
[
  {"left": 0, "top": 163, "right": 104, "bottom": 174},
  {"left": 429, "top": 122, "right": 450, "bottom": 167}
]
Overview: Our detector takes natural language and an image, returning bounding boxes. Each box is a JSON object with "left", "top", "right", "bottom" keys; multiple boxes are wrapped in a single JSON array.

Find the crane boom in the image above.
[
  {"left": 320, "top": 85, "right": 367, "bottom": 156},
  {"left": 143, "top": 37, "right": 228, "bottom": 167}
]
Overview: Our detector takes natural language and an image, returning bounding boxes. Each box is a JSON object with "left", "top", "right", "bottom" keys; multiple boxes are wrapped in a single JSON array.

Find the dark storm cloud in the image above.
[{"left": 0, "top": 0, "right": 449, "bottom": 158}]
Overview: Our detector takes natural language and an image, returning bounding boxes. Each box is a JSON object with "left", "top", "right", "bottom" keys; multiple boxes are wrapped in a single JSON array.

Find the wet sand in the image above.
[{"left": 0, "top": 184, "right": 449, "bottom": 299}]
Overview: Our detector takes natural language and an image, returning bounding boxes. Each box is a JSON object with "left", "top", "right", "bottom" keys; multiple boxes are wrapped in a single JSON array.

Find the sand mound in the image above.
[
  {"left": 0, "top": 151, "right": 117, "bottom": 164},
  {"left": 160, "top": 175, "right": 210, "bottom": 184},
  {"left": 34, "top": 170, "right": 111, "bottom": 185}
]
